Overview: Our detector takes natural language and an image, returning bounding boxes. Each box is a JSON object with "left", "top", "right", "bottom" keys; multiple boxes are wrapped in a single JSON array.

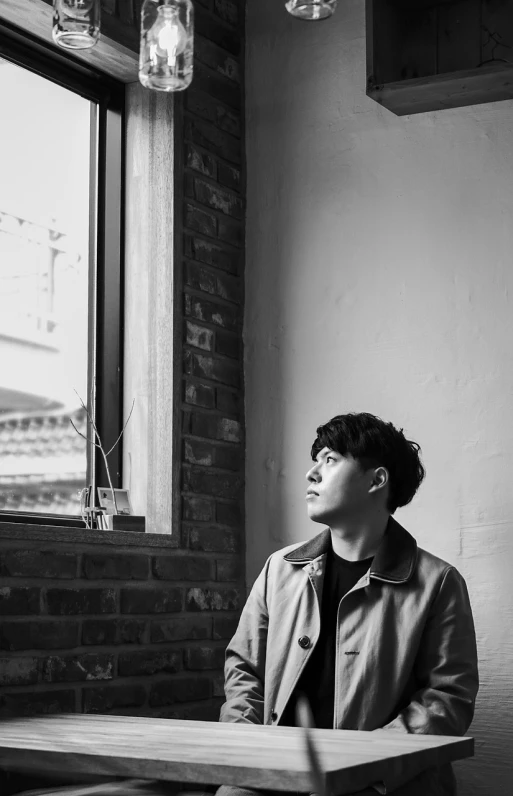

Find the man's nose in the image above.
[{"left": 306, "top": 463, "right": 320, "bottom": 482}]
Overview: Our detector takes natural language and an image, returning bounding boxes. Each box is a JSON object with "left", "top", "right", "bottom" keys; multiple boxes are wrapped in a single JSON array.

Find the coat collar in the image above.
[{"left": 283, "top": 516, "right": 418, "bottom": 585}]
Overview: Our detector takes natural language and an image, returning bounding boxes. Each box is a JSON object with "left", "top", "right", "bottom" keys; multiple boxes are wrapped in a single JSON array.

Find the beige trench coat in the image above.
[{"left": 220, "top": 518, "right": 479, "bottom": 795}]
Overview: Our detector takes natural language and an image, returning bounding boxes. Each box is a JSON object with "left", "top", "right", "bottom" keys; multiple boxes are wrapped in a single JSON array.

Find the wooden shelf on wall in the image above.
[{"left": 366, "top": 0, "right": 513, "bottom": 115}]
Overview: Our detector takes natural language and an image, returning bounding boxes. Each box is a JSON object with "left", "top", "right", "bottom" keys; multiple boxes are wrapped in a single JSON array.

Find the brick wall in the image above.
[
  {"left": 179, "top": 0, "right": 246, "bottom": 724},
  {"left": 0, "top": 534, "right": 240, "bottom": 719},
  {"left": 0, "top": 0, "right": 245, "bottom": 729}
]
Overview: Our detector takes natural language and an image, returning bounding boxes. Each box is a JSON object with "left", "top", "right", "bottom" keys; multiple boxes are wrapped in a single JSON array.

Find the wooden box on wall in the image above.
[{"left": 366, "top": 0, "right": 513, "bottom": 115}]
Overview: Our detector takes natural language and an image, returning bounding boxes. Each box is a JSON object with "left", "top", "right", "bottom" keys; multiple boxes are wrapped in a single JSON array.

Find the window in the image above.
[{"left": 0, "top": 25, "right": 124, "bottom": 526}]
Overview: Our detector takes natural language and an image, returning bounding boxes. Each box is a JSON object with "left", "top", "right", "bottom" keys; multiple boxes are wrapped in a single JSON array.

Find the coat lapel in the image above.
[{"left": 283, "top": 518, "right": 418, "bottom": 585}]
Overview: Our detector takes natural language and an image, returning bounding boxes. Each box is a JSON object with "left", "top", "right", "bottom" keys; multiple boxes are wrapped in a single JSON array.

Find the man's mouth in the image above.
[{"left": 306, "top": 490, "right": 319, "bottom": 499}]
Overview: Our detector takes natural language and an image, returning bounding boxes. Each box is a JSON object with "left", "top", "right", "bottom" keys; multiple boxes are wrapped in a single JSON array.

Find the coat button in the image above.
[
  {"left": 298, "top": 635, "right": 310, "bottom": 649},
  {"left": 271, "top": 711, "right": 278, "bottom": 722}
]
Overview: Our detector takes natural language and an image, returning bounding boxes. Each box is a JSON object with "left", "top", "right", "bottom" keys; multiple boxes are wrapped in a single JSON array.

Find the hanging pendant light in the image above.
[
  {"left": 52, "top": 0, "right": 100, "bottom": 50},
  {"left": 139, "top": 0, "right": 194, "bottom": 92},
  {"left": 285, "top": 0, "right": 337, "bottom": 20}
]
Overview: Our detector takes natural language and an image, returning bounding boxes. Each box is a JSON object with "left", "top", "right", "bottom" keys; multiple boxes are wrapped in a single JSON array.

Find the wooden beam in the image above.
[
  {"left": 367, "top": 62, "right": 513, "bottom": 116},
  {"left": 123, "top": 83, "right": 180, "bottom": 537},
  {"left": 0, "top": 0, "right": 139, "bottom": 83}
]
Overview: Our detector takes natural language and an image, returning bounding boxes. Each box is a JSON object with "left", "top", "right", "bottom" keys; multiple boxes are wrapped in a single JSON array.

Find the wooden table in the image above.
[{"left": 0, "top": 714, "right": 473, "bottom": 795}]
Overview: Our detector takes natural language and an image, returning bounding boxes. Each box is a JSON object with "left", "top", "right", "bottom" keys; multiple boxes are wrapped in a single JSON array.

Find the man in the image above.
[{"left": 219, "top": 413, "right": 478, "bottom": 796}]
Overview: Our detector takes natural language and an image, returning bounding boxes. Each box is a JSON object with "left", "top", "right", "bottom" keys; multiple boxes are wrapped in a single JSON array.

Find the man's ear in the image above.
[{"left": 369, "top": 466, "right": 389, "bottom": 494}]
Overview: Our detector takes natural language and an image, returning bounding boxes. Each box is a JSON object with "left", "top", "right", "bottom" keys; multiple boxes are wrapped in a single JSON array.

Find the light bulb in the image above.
[
  {"left": 285, "top": 0, "right": 337, "bottom": 20},
  {"left": 139, "top": 0, "right": 194, "bottom": 92},
  {"left": 151, "top": 6, "right": 187, "bottom": 65}
]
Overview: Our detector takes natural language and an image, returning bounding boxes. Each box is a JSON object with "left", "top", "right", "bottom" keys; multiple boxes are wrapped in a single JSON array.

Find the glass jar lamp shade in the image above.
[
  {"left": 285, "top": 0, "right": 337, "bottom": 20},
  {"left": 52, "top": 0, "right": 100, "bottom": 50},
  {"left": 139, "top": 0, "right": 194, "bottom": 92}
]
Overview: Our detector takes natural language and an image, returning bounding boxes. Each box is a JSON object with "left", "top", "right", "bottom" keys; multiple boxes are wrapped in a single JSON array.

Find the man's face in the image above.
[{"left": 305, "top": 447, "right": 374, "bottom": 525}]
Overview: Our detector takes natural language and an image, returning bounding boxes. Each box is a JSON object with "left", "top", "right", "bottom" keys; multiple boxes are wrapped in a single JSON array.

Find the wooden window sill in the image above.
[{"left": 0, "top": 520, "right": 179, "bottom": 547}]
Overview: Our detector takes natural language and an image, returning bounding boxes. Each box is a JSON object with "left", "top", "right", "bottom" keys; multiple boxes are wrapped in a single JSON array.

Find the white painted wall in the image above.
[{"left": 245, "top": 1, "right": 513, "bottom": 792}]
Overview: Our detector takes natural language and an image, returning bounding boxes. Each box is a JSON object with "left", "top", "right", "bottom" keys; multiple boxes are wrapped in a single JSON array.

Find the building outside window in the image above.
[{"left": 0, "top": 41, "right": 124, "bottom": 524}]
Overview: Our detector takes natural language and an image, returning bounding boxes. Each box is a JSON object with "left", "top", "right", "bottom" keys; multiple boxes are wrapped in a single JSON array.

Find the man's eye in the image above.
[{"left": 327, "top": 456, "right": 335, "bottom": 463}]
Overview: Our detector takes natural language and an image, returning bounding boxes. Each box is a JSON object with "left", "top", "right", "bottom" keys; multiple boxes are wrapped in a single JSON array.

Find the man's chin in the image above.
[{"left": 307, "top": 507, "right": 328, "bottom": 524}]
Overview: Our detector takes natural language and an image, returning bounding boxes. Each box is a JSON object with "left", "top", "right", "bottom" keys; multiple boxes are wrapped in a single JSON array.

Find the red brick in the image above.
[
  {"left": 182, "top": 494, "right": 215, "bottom": 522},
  {"left": 214, "top": 0, "right": 239, "bottom": 27},
  {"left": 182, "top": 410, "right": 193, "bottom": 435},
  {"left": 118, "top": 619, "right": 147, "bottom": 644},
  {"left": 213, "top": 615, "right": 239, "bottom": 640},
  {"left": 218, "top": 162, "right": 241, "bottom": 192},
  {"left": 213, "top": 444, "right": 243, "bottom": 471},
  {"left": 82, "top": 619, "right": 116, "bottom": 646},
  {"left": 194, "top": 179, "right": 243, "bottom": 219},
  {"left": 83, "top": 684, "right": 146, "bottom": 714},
  {"left": 216, "top": 387, "right": 242, "bottom": 415},
  {"left": 186, "top": 117, "right": 241, "bottom": 164},
  {"left": 191, "top": 64, "right": 241, "bottom": 113},
  {"left": 0, "top": 550, "right": 77, "bottom": 579},
  {"left": 215, "top": 329, "right": 240, "bottom": 360},
  {"left": 82, "top": 554, "right": 149, "bottom": 580},
  {"left": 0, "top": 657, "right": 39, "bottom": 686},
  {"left": 183, "top": 350, "right": 240, "bottom": 388},
  {"left": 218, "top": 215, "right": 242, "bottom": 247},
  {"left": 185, "top": 235, "right": 239, "bottom": 274},
  {"left": 184, "top": 438, "right": 214, "bottom": 467},
  {"left": 194, "top": 6, "right": 240, "bottom": 55},
  {"left": 0, "top": 690, "right": 75, "bottom": 718},
  {"left": 81, "top": 618, "right": 146, "bottom": 646},
  {"left": 118, "top": 649, "right": 182, "bottom": 677},
  {"left": 0, "top": 620, "right": 79, "bottom": 651},
  {"left": 185, "top": 645, "right": 226, "bottom": 670},
  {"left": 186, "top": 587, "right": 240, "bottom": 612},
  {"left": 195, "top": 36, "right": 240, "bottom": 83},
  {"left": 151, "top": 616, "right": 212, "bottom": 643},
  {"left": 184, "top": 380, "right": 216, "bottom": 409},
  {"left": 216, "top": 559, "right": 242, "bottom": 582},
  {"left": 186, "top": 261, "right": 218, "bottom": 295},
  {"left": 185, "top": 439, "right": 241, "bottom": 471},
  {"left": 120, "top": 588, "right": 183, "bottom": 614},
  {"left": 216, "top": 501, "right": 242, "bottom": 528},
  {"left": 183, "top": 466, "right": 242, "bottom": 500},
  {"left": 185, "top": 321, "right": 214, "bottom": 351},
  {"left": 149, "top": 676, "right": 211, "bottom": 707},
  {"left": 184, "top": 292, "right": 239, "bottom": 331},
  {"left": 0, "top": 586, "right": 40, "bottom": 615},
  {"left": 43, "top": 653, "right": 114, "bottom": 683},
  {"left": 153, "top": 556, "right": 214, "bottom": 581},
  {"left": 185, "top": 170, "right": 196, "bottom": 199},
  {"left": 213, "top": 671, "right": 225, "bottom": 697},
  {"left": 191, "top": 412, "right": 242, "bottom": 443},
  {"left": 185, "top": 93, "right": 241, "bottom": 137},
  {"left": 188, "top": 526, "right": 240, "bottom": 553},
  {"left": 46, "top": 588, "right": 116, "bottom": 615},
  {"left": 185, "top": 203, "right": 216, "bottom": 237},
  {"left": 216, "top": 105, "right": 241, "bottom": 137},
  {"left": 186, "top": 261, "right": 241, "bottom": 304},
  {"left": 186, "top": 143, "right": 217, "bottom": 179},
  {"left": 212, "top": 270, "right": 241, "bottom": 304}
]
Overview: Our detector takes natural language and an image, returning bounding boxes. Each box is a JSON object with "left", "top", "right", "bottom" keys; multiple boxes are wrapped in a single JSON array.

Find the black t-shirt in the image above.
[{"left": 281, "top": 545, "right": 373, "bottom": 729}]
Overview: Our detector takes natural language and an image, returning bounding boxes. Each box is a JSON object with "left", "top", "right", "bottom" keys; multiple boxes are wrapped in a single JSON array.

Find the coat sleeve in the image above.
[
  {"left": 381, "top": 566, "right": 479, "bottom": 736},
  {"left": 219, "top": 556, "right": 271, "bottom": 725}
]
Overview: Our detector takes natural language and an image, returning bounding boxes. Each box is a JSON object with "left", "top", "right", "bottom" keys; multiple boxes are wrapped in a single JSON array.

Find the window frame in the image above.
[{"left": 0, "top": 20, "right": 125, "bottom": 527}]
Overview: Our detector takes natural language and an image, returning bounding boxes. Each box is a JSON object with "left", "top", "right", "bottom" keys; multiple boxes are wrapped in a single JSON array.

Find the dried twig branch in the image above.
[
  {"left": 70, "top": 388, "right": 135, "bottom": 519},
  {"left": 107, "top": 399, "right": 135, "bottom": 456}
]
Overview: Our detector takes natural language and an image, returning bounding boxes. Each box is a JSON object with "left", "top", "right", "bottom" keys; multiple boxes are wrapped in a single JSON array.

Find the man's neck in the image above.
[{"left": 329, "top": 512, "right": 390, "bottom": 561}]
